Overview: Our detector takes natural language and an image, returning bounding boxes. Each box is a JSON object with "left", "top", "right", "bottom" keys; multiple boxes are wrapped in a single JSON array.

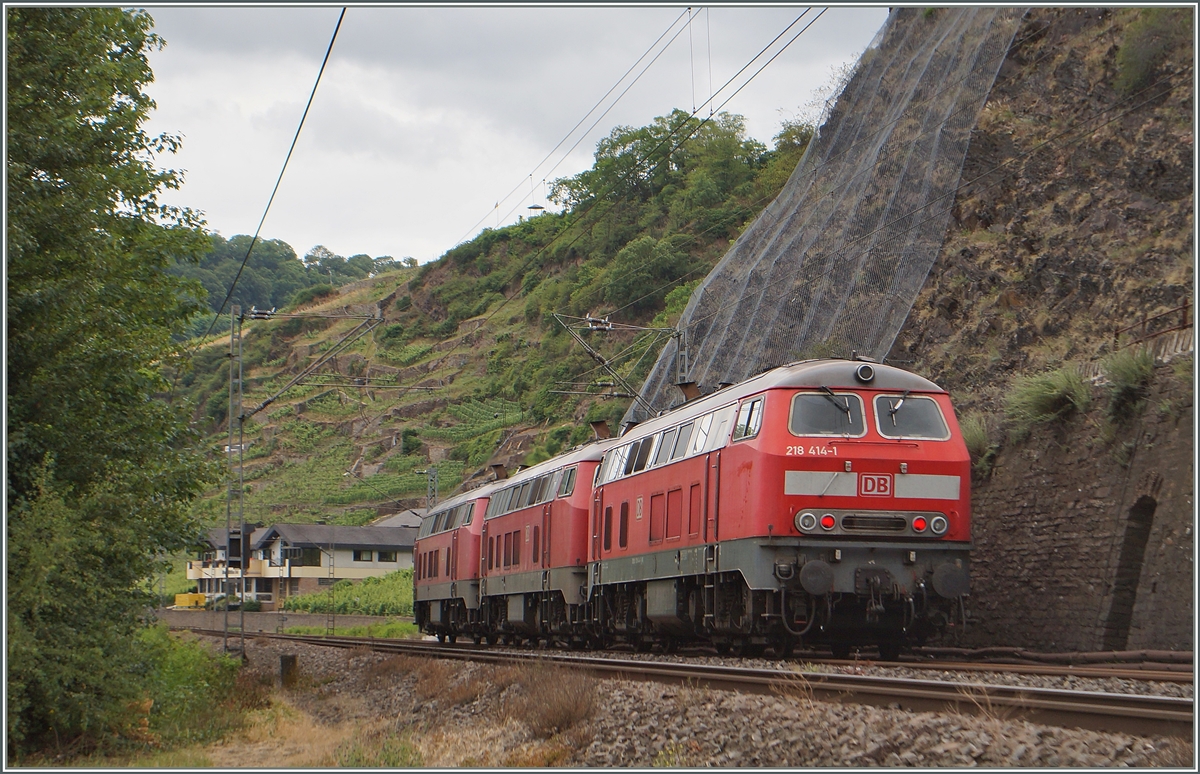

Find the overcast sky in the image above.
[{"left": 142, "top": 5, "right": 889, "bottom": 264}]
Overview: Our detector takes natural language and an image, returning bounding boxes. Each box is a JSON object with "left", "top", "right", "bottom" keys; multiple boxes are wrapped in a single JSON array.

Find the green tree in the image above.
[{"left": 6, "top": 7, "right": 215, "bottom": 754}]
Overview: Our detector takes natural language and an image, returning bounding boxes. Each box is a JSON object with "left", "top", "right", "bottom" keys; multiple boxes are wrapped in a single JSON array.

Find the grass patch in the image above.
[
  {"left": 1004, "top": 366, "right": 1091, "bottom": 440},
  {"left": 334, "top": 729, "right": 424, "bottom": 767},
  {"left": 1102, "top": 347, "right": 1154, "bottom": 420},
  {"left": 284, "top": 621, "right": 420, "bottom": 639},
  {"left": 959, "top": 413, "right": 998, "bottom": 477}
]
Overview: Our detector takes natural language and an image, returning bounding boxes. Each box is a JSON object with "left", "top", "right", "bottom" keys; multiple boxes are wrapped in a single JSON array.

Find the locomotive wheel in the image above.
[
  {"left": 660, "top": 637, "right": 678, "bottom": 655},
  {"left": 486, "top": 634, "right": 498, "bottom": 646},
  {"left": 768, "top": 636, "right": 795, "bottom": 660},
  {"left": 436, "top": 633, "right": 445, "bottom": 643},
  {"left": 635, "top": 638, "right": 652, "bottom": 653},
  {"left": 714, "top": 641, "right": 731, "bottom": 656},
  {"left": 877, "top": 641, "right": 901, "bottom": 662},
  {"left": 447, "top": 634, "right": 457, "bottom": 644},
  {"left": 830, "top": 642, "right": 851, "bottom": 659},
  {"left": 473, "top": 635, "right": 483, "bottom": 645}
]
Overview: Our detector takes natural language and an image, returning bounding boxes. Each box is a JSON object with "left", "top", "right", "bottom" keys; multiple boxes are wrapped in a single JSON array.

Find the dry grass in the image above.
[
  {"left": 203, "top": 696, "right": 361, "bottom": 767},
  {"left": 771, "top": 668, "right": 817, "bottom": 711},
  {"left": 413, "top": 658, "right": 455, "bottom": 701},
  {"left": 365, "top": 653, "right": 421, "bottom": 680},
  {"left": 502, "top": 663, "right": 597, "bottom": 739},
  {"left": 952, "top": 683, "right": 1023, "bottom": 725}
]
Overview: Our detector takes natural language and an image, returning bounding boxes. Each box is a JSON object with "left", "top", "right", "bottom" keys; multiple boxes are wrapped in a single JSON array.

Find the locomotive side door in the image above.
[
  {"left": 541, "top": 503, "right": 551, "bottom": 567},
  {"left": 591, "top": 488, "right": 602, "bottom": 562},
  {"left": 705, "top": 451, "right": 721, "bottom": 543}
]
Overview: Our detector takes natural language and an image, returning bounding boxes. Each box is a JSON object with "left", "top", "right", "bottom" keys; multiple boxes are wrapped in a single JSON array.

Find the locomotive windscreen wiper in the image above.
[
  {"left": 819, "top": 386, "right": 852, "bottom": 423},
  {"left": 887, "top": 390, "right": 911, "bottom": 427}
]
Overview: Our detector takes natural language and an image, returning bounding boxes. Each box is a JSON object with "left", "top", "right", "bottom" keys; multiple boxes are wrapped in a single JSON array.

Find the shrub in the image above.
[
  {"left": 1004, "top": 366, "right": 1092, "bottom": 439},
  {"left": 1114, "top": 8, "right": 1192, "bottom": 95},
  {"left": 288, "top": 284, "right": 337, "bottom": 309},
  {"left": 503, "top": 664, "right": 596, "bottom": 738},
  {"left": 1103, "top": 347, "right": 1154, "bottom": 419},
  {"left": 137, "top": 626, "right": 244, "bottom": 748}
]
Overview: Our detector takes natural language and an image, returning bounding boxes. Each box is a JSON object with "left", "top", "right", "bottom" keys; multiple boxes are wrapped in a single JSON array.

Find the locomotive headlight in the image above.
[
  {"left": 795, "top": 511, "right": 818, "bottom": 532},
  {"left": 911, "top": 516, "right": 928, "bottom": 532},
  {"left": 820, "top": 513, "right": 837, "bottom": 530},
  {"left": 930, "top": 515, "right": 949, "bottom": 535}
]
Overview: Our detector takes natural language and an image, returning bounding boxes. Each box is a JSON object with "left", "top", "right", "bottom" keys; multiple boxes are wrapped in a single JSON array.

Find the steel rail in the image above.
[
  {"left": 184, "top": 629, "right": 1192, "bottom": 738},
  {"left": 808, "top": 658, "right": 1191, "bottom": 684}
]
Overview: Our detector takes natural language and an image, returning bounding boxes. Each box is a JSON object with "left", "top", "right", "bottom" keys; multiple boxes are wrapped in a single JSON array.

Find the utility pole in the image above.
[
  {"left": 415, "top": 468, "right": 439, "bottom": 509},
  {"left": 224, "top": 305, "right": 246, "bottom": 657}
]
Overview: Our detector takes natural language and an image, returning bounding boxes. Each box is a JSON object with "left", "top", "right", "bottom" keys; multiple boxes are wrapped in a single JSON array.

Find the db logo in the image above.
[{"left": 859, "top": 474, "right": 893, "bottom": 497}]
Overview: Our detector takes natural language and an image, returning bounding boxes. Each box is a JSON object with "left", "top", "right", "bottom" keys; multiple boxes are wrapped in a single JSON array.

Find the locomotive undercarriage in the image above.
[{"left": 417, "top": 539, "right": 968, "bottom": 658}]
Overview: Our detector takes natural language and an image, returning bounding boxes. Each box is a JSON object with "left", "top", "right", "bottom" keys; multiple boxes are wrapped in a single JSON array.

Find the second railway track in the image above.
[{"left": 186, "top": 628, "right": 1193, "bottom": 739}]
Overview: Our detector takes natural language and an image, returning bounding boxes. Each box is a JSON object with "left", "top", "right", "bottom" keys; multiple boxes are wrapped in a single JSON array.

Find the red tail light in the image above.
[
  {"left": 912, "top": 516, "right": 928, "bottom": 532},
  {"left": 820, "top": 514, "right": 836, "bottom": 530}
]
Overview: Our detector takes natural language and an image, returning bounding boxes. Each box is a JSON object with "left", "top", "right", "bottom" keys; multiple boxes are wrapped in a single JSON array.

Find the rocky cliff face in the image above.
[{"left": 887, "top": 8, "right": 1193, "bottom": 650}]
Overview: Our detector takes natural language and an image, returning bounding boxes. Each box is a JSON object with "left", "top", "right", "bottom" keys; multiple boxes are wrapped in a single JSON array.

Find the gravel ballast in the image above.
[{"left": 199, "top": 634, "right": 1194, "bottom": 767}]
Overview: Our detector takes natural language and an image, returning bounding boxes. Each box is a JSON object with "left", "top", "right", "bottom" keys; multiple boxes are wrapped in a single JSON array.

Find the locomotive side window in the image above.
[
  {"left": 874, "top": 395, "right": 951, "bottom": 440},
  {"left": 603, "top": 506, "right": 613, "bottom": 551},
  {"left": 558, "top": 466, "right": 577, "bottom": 497},
  {"left": 700, "top": 404, "right": 737, "bottom": 453},
  {"left": 632, "top": 435, "right": 655, "bottom": 472},
  {"left": 652, "top": 427, "right": 677, "bottom": 466},
  {"left": 671, "top": 422, "right": 694, "bottom": 460},
  {"left": 461, "top": 502, "right": 474, "bottom": 525},
  {"left": 622, "top": 440, "right": 642, "bottom": 476},
  {"left": 689, "top": 413, "right": 714, "bottom": 455},
  {"left": 618, "top": 503, "right": 629, "bottom": 548},
  {"left": 733, "top": 398, "right": 764, "bottom": 440},
  {"left": 789, "top": 392, "right": 866, "bottom": 437},
  {"left": 602, "top": 445, "right": 630, "bottom": 483}
]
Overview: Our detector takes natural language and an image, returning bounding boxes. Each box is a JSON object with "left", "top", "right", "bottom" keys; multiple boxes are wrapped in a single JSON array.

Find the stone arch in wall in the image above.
[{"left": 1100, "top": 494, "right": 1159, "bottom": 651}]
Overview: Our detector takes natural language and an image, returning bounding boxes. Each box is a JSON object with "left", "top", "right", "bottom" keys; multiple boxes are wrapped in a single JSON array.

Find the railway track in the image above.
[{"left": 185, "top": 628, "right": 1193, "bottom": 738}]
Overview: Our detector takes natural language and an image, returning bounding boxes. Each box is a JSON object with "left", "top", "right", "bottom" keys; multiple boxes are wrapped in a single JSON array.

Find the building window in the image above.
[
  {"left": 318, "top": 577, "right": 336, "bottom": 586},
  {"left": 378, "top": 551, "right": 397, "bottom": 562},
  {"left": 353, "top": 549, "right": 373, "bottom": 562}
]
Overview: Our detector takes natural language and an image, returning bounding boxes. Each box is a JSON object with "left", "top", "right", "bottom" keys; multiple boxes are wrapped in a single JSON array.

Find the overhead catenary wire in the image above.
[
  {"left": 198, "top": 8, "right": 347, "bottom": 341},
  {"left": 452, "top": 7, "right": 693, "bottom": 246},
  {"left": 262, "top": 9, "right": 830, "bottom": 486},
  {"left": 486, "top": 8, "right": 710, "bottom": 232}
]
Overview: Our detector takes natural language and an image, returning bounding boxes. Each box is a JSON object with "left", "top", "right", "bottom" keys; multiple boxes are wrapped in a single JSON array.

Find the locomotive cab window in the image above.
[
  {"left": 874, "top": 394, "right": 951, "bottom": 440},
  {"left": 733, "top": 398, "right": 764, "bottom": 441},
  {"left": 789, "top": 391, "right": 866, "bottom": 437},
  {"left": 558, "top": 466, "right": 577, "bottom": 497}
]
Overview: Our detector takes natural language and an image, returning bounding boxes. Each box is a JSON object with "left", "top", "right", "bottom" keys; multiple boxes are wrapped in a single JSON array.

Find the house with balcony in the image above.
[{"left": 187, "top": 523, "right": 416, "bottom": 611}]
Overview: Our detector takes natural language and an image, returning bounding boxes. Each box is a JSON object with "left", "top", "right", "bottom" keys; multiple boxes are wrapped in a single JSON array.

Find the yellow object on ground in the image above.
[{"left": 174, "top": 593, "right": 206, "bottom": 609}]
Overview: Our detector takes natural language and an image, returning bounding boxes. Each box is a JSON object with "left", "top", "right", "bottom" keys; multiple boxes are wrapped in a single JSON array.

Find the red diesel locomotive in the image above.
[
  {"left": 414, "top": 439, "right": 618, "bottom": 645},
  {"left": 414, "top": 358, "right": 971, "bottom": 658}
]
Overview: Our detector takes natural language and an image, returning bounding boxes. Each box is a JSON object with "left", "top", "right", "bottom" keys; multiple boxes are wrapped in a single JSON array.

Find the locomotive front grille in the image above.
[{"left": 841, "top": 515, "right": 907, "bottom": 532}]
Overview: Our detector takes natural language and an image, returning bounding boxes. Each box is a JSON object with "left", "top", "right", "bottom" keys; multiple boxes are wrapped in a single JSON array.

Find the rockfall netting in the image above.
[{"left": 626, "top": 7, "right": 1024, "bottom": 425}]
